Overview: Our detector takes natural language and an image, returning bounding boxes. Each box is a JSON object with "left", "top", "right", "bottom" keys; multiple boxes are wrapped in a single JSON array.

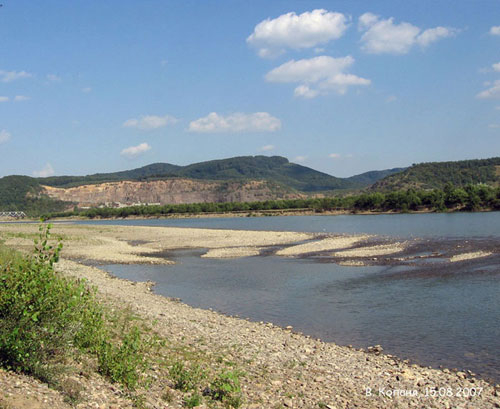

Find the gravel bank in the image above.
[
  {"left": 54, "top": 259, "right": 499, "bottom": 409},
  {"left": 0, "top": 223, "right": 499, "bottom": 408},
  {"left": 275, "top": 235, "right": 369, "bottom": 256},
  {"left": 450, "top": 251, "right": 493, "bottom": 262}
]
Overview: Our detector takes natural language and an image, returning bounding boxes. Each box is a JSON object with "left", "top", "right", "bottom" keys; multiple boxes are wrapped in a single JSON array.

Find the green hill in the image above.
[
  {"left": 6, "top": 155, "right": 489, "bottom": 216},
  {"left": 38, "top": 156, "right": 355, "bottom": 192},
  {"left": 0, "top": 175, "right": 68, "bottom": 215},
  {"left": 345, "top": 168, "right": 406, "bottom": 186},
  {"left": 171, "top": 156, "right": 351, "bottom": 192},
  {"left": 38, "top": 163, "right": 182, "bottom": 188},
  {"left": 372, "top": 157, "right": 500, "bottom": 191}
]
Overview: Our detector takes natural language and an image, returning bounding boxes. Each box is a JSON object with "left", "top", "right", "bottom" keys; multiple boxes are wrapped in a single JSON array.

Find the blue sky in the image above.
[{"left": 0, "top": 0, "right": 499, "bottom": 178}]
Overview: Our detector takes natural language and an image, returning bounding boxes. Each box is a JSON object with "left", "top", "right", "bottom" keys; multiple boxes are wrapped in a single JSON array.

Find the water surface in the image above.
[
  {"left": 78, "top": 211, "right": 500, "bottom": 238},
  {"left": 103, "top": 246, "right": 500, "bottom": 383}
]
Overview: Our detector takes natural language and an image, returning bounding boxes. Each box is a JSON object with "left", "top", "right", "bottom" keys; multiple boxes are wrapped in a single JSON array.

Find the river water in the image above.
[{"left": 78, "top": 212, "right": 500, "bottom": 382}]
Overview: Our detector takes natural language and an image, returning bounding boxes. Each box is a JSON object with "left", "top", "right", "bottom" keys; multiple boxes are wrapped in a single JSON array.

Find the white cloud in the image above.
[
  {"left": 247, "top": 9, "right": 349, "bottom": 58},
  {"left": 488, "top": 124, "right": 500, "bottom": 128},
  {"left": 294, "top": 155, "right": 307, "bottom": 162},
  {"left": 358, "top": 13, "right": 456, "bottom": 54},
  {"left": 493, "top": 62, "right": 500, "bottom": 72},
  {"left": 120, "top": 142, "right": 151, "bottom": 158},
  {"left": 416, "top": 27, "right": 456, "bottom": 47},
  {"left": 477, "top": 80, "right": 500, "bottom": 99},
  {"left": 161, "top": 59, "right": 168, "bottom": 67},
  {"left": 260, "top": 144, "right": 275, "bottom": 151},
  {"left": 0, "top": 70, "right": 32, "bottom": 83},
  {"left": 82, "top": 87, "right": 92, "bottom": 93},
  {"left": 266, "top": 55, "right": 370, "bottom": 97},
  {"left": 329, "top": 153, "right": 341, "bottom": 159},
  {"left": 495, "top": 106, "right": 500, "bottom": 110},
  {"left": 14, "top": 95, "right": 30, "bottom": 101},
  {"left": 490, "top": 26, "right": 500, "bottom": 36},
  {"left": 188, "top": 112, "right": 281, "bottom": 133},
  {"left": 33, "top": 163, "right": 55, "bottom": 177},
  {"left": 386, "top": 95, "right": 397, "bottom": 102},
  {"left": 0, "top": 96, "right": 8, "bottom": 102},
  {"left": 294, "top": 85, "right": 319, "bottom": 99},
  {"left": 123, "top": 114, "right": 178, "bottom": 130},
  {"left": 0, "top": 129, "right": 11, "bottom": 143},
  {"left": 46, "top": 74, "right": 61, "bottom": 82}
]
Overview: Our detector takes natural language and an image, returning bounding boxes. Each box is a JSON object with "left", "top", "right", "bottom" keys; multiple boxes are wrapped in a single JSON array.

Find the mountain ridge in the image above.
[{"left": 3, "top": 155, "right": 500, "bottom": 215}]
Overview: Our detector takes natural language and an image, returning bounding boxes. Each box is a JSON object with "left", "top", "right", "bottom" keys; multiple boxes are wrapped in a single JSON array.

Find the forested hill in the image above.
[
  {"left": 0, "top": 175, "right": 68, "bottom": 214},
  {"left": 0, "top": 156, "right": 404, "bottom": 214},
  {"left": 38, "top": 156, "right": 388, "bottom": 192},
  {"left": 372, "top": 157, "right": 500, "bottom": 191}
]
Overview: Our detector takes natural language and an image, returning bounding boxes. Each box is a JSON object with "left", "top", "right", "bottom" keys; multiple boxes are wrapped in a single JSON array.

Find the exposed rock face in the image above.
[{"left": 42, "top": 178, "right": 302, "bottom": 207}]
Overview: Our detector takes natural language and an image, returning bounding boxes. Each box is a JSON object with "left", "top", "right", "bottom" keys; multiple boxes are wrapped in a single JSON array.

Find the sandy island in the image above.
[{"left": 0, "top": 223, "right": 498, "bottom": 409}]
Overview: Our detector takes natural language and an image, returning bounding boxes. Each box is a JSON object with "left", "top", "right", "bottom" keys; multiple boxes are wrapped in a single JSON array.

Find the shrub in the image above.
[
  {"left": 0, "top": 225, "right": 101, "bottom": 380},
  {"left": 0, "top": 224, "right": 149, "bottom": 390},
  {"left": 209, "top": 370, "right": 242, "bottom": 408},
  {"left": 169, "top": 361, "right": 205, "bottom": 392}
]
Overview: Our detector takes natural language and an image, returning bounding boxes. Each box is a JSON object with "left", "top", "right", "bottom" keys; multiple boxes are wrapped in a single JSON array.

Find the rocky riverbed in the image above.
[{"left": 0, "top": 223, "right": 499, "bottom": 408}]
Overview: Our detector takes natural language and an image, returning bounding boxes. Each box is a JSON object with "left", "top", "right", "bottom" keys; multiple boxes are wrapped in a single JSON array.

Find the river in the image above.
[{"left": 78, "top": 212, "right": 500, "bottom": 382}]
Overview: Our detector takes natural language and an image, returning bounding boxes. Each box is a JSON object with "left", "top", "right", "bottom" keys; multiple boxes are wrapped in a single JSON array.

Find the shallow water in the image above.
[
  {"left": 78, "top": 211, "right": 500, "bottom": 238},
  {"left": 74, "top": 212, "right": 500, "bottom": 382},
  {"left": 103, "top": 246, "right": 500, "bottom": 383}
]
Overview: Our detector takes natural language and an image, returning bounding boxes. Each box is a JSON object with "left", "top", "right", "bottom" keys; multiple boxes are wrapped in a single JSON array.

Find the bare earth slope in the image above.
[{"left": 42, "top": 179, "right": 302, "bottom": 207}]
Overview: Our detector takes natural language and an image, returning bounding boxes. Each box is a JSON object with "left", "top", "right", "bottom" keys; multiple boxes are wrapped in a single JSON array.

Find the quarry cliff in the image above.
[{"left": 42, "top": 178, "right": 303, "bottom": 207}]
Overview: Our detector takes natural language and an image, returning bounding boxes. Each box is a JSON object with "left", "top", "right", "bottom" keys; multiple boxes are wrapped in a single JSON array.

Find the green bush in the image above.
[
  {"left": 0, "top": 224, "right": 149, "bottom": 389},
  {"left": 210, "top": 370, "right": 242, "bottom": 408},
  {"left": 0, "top": 225, "right": 100, "bottom": 380},
  {"left": 97, "top": 326, "right": 148, "bottom": 389},
  {"left": 169, "top": 361, "right": 205, "bottom": 392}
]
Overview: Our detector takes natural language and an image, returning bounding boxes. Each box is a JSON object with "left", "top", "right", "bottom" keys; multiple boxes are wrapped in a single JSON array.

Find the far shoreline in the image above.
[{"left": 4, "top": 206, "right": 498, "bottom": 223}]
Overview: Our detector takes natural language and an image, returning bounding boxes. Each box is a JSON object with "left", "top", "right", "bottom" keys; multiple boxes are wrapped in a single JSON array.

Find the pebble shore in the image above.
[{"left": 0, "top": 223, "right": 499, "bottom": 408}]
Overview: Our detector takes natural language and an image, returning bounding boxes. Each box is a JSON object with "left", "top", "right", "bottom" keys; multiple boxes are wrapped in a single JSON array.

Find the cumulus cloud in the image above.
[
  {"left": 329, "top": 153, "right": 341, "bottom": 159},
  {"left": 247, "top": 9, "right": 349, "bottom": 58},
  {"left": 33, "top": 163, "right": 55, "bottom": 177},
  {"left": 0, "top": 70, "right": 32, "bottom": 83},
  {"left": 477, "top": 80, "right": 500, "bottom": 99},
  {"left": 294, "top": 85, "right": 319, "bottom": 99},
  {"left": 14, "top": 95, "right": 30, "bottom": 101},
  {"left": 490, "top": 26, "right": 500, "bottom": 36},
  {"left": 266, "top": 55, "right": 370, "bottom": 97},
  {"left": 123, "top": 114, "right": 178, "bottom": 130},
  {"left": 493, "top": 62, "right": 500, "bottom": 72},
  {"left": 358, "top": 13, "right": 457, "bottom": 54},
  {"left": 0, "top": 96, "right": 8, "bottom": 102},
  {"left": 0, "top": 129, "right": 11, "bottom": 143},
  {"left": 260, "top": 144, "right": 275, "bottom": 151},
  {"left": 188, "top": 112, "right": 281, "bottom": 133},
  {"left": 120, "top": 142, "right": 151, "bottom": 158}
]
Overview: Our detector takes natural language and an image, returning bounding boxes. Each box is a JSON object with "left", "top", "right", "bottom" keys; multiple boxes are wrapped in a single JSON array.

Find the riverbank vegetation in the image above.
[
  {"left": 0, "top": 225, "right": 244, "bottom": 407},
  {"left": 43, "top": 184, "right": 500, "bottom": 220}
]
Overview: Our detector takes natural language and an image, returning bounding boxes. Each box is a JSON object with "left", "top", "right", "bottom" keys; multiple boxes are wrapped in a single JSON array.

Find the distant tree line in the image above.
[{"left": 42, "top": 184, "right": 500, "bottom": 220}]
